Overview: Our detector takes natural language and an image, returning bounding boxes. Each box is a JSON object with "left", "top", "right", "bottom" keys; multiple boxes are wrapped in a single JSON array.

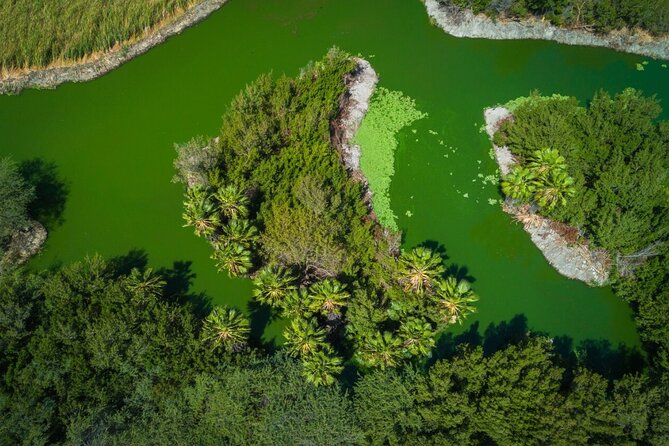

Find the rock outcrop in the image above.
[{"left": 1, "top": 220, "right": 47, "bottom": 270}]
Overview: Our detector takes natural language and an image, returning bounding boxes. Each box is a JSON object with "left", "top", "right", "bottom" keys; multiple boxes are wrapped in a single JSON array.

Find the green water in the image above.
[{"left": 1, "top": 0, "right": 667, "bottom": 347}]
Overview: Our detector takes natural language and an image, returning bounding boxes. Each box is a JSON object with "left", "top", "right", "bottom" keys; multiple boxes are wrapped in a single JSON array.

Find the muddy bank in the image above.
[
  {"left": 484, "top": 107, "right": 610, "bottom": 285},
  {"left": 0, "top": 0, "right": 228, "bottom": 95},
  {"left": 425, "top": 0, "right": 669, "bottom": 60}
]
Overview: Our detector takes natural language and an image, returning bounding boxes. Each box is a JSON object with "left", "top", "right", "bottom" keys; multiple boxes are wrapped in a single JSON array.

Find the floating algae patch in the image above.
[{"left": 354, "top": 87, "right": 427, "bottom": 230}]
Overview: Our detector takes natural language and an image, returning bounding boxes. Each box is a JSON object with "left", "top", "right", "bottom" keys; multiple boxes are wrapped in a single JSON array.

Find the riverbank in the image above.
[
  {"left": 484, "top": 107, "right": 610, "bottom": 286},
  {"left": 0, "top": 0, "right": 228, "bottom": 95},
  {"left": 424, "top": 0, "right": 669, "bottom": 60}
]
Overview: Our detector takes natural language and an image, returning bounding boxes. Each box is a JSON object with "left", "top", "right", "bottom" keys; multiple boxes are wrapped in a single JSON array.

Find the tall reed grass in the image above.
[{"left": 0, "top": 0, "right": 200, "bottom": 72}]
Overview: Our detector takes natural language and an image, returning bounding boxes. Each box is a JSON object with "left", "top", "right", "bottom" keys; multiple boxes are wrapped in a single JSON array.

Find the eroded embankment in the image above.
[
  {"left": 484, "top": 107, "right": 610, "bottom": 286},
  {"left": 424, "top": 0, "right": 669, "bottom": 60},
  {"left": 0, "top": 0, "right": 228, "bottom": 95}
]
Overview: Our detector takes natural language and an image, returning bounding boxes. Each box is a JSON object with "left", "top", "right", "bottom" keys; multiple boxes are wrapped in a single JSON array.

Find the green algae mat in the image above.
[{"left": 1, "top": 0, "right": 667, "bottom": 348}]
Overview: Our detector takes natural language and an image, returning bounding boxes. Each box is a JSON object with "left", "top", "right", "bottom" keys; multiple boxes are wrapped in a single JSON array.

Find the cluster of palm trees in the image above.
[
  {"left": 501, "top": 148, "right": 576, "bottom": 211},
  {"left": 183, "top": 176, "right": 480, "bottom": 383},
  {"left": 253, "top": 267, "right": 348, "bottom": 386},
  {"left": 182, "top": 174, "right": 255, "bottom": 277},
  {"left": 354, "top": 247, "right": 479, "bottom": 368}
]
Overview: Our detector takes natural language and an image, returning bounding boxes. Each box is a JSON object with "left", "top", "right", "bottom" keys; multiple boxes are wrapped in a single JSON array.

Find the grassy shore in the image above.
[{"left": 0, "top": 0, "right": 204, "bottom": 74}]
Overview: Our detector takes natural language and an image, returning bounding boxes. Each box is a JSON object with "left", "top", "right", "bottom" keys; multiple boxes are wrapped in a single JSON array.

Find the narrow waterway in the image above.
[{"left": 1, "top": 0, "right": 667, "bottom": 348}]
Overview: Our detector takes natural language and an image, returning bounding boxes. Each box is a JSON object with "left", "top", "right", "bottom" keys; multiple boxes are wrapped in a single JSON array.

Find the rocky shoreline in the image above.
[
  {"left": 0, "top": 0, "right": 228, "bottom": 95},
  {"left": 424, "top": 0, "right": 669, "bottom": 60},
  {"left": 332, "top": 58, "right": 378, "bottom": 185},
  {"left": 484, "top": 107, "right": 610, "bottom": 286}
]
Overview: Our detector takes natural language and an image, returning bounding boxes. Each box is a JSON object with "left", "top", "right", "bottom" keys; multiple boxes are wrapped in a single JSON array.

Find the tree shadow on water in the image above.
[
  {"left": 19, "top": 159, "right": 69, "bottom": 230},
  {"left": 248, "top": 299, "right": 276, "bottom": 352},
  {"left": 429, "top": 314, "right": 644, "bottom": 380},
  {"left": 156, "top": 260, "right": 213, "bottom": 318},
  {"left": 108, "top": 249, "right": 149, "bottom": 277},
  {"left": 419, "top": 240, "right": 449, "bottom": 262},
  {"left": 107, "top": 251, "right": 215, "bottom": 319},
  {"left": 552, "top": 336, "right": 644, "bottom": 381}
]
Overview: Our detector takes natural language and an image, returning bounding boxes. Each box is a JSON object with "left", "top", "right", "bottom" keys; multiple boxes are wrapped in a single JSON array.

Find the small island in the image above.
[
  {"left": 486, "top": 90, "right": 668, "bottom": 285},
  {"left": 173, "top": 49, "right": 479, "bottom": 384}
]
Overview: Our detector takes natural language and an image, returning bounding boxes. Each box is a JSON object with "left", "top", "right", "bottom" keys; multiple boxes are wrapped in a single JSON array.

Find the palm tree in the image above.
[
  {"left": 398, "top": 247, "right": 445, "bottom": 295},
  {"left": 501, "top": 166, "right": 536, "bottom": 202},
  {"left": 533, "top": 169, "right": 576, "bottom": 210},
  {"left": 220, "top": 218, "right": 258, "bottom": 247},
  {"left": 301, "top": 351, "right": 343, "bottom": 386},
  {"left": 252, "top": 266, "right": 297, "bottom": 308},
  {"left": 306, "top": 279, "right": 349, "bottom": 319},
  {"left": 528, "top": 148, "right": 567, "bottom": 178},
  {"left": 432, "top": 277, "right": 479, "bottom": 326},
  {"left": 182, "top": 187, "right": 220, "bottom": 237},
  {"left": 358, "top": 331, "right": 403, "bottom": 369},
  {"left": 278, "top": 290, "right": 311, "bottom": 319},
  {"left": 283, "top": 318, "right": 328, "bottom": 358},
  {"left": 126, "top": 267, "right": 165, "bottom": 296},
  {"left": 399, "top": 317, "right": 435, "bottom": 358},
  {"left": 212, "top": 243, "right": 252, "bottom": 277},
  {"left": 202, "top": 306, "right": 250, "bottom": 352},
  {"left": 214, "top": 184, "right": 249, "bottom": 220}
]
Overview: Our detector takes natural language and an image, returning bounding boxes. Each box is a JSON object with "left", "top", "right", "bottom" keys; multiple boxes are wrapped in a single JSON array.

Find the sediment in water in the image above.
[
  {"left": 424, "top": 0, "right": 669, "bottom": 60},
  {"left": 0, "top": 0, "right": 228, "bottom": 95},
  {"left": 484, "top": 107, "right": 610, "bottom": 286}
]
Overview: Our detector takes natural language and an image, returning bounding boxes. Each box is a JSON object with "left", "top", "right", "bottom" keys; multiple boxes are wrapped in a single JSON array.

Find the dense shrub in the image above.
[{"left": 495, "top": 89, "right": 669, "bottom": 256}]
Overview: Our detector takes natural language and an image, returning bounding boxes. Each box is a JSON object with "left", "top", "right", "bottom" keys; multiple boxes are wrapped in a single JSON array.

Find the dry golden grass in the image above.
[{"left": 0, "top": 0, "right": 202, "bottom": 74}]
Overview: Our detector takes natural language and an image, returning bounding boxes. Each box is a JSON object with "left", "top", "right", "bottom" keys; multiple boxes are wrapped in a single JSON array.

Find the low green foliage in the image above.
[
  {"left": 0, "top": 0, "right": 200, "bottom": 70},
  {"left": 354, "top": 87, "right": 427, "bottom": 230}
]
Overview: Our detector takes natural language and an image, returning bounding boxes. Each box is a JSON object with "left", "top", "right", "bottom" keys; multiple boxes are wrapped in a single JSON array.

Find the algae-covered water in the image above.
[{"left": 1, "top": 0, "right": 667, "bottom": 348}]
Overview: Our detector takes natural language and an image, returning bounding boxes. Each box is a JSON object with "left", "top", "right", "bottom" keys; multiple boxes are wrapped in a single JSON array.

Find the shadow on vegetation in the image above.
[
  {"left": 430, "top": 314, "right": 644, "bottom": 381},
  {"left": 19, "top": 158, "right": 69, "bottom": 230}
]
